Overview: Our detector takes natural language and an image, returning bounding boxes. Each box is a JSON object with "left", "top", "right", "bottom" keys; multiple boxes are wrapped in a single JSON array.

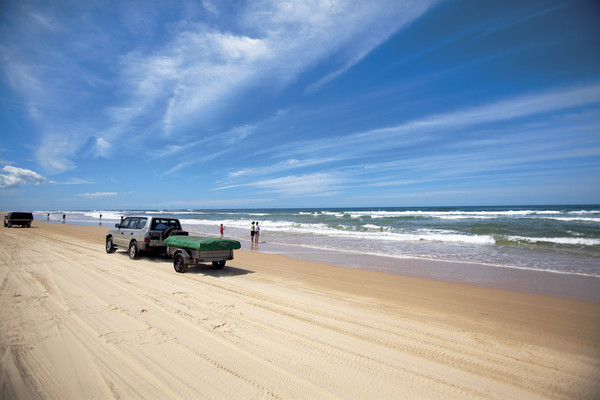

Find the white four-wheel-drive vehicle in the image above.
[{"left": 105, "top": 216, "right": 187, "bottom": 259}]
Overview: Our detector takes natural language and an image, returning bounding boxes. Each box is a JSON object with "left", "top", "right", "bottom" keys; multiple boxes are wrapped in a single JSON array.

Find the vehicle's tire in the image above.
[
  {"left": 128, "top": 241, "right": 139, "bottom": 259},
  {"left": 212, "top": 260, "right": 226, "bottom": 269},
  {"left": 106, "top": 236, "right": 116, "bottom": 253},
  {"left": 174, "top": 253, "right": 188, "bottom": 273},
  {"left": 162, "top": 227, "right": 177, "bottom": 240}
]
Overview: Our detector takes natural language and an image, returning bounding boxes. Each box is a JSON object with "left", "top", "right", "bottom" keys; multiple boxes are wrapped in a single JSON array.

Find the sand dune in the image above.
[{"left": 1, "top": 222, "right": 599, "bottom": 399}]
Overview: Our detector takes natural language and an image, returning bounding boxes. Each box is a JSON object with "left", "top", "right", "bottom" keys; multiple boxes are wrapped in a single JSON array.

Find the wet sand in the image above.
[
  {"left": 1, "top": 222, "right": 599, "bottom": 399},
  {"left": 245, "top": 239, "right": 600, "bottom": 303}
]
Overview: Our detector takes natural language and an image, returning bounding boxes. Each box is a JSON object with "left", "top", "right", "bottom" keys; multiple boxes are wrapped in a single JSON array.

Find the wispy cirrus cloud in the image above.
[
  {"left": 117, "top": 1, "right": 440, "bottom": 137},
  {"left": 219, "top": 82, "right": 600, "bottom": 196},
  {"left": 269, "top": 82, "right": 600, "bottom": 162},
  {"left": 160, "top": 149, "right": 229, "bottom": 178},
  {"left": 77, "top": 192, "right": 118, "bottom": 198},
  {"left": 57, "top": 178, "right": 95, "bottom": 185},
  {"left": 224, "top": 156, "right": 342, "bottom": 181},
  {"left": 215, "top": 172, "right": 347, "bottom": 197},
  {"left": 2, "top": 1, "right": 439, "bottom": 174}
]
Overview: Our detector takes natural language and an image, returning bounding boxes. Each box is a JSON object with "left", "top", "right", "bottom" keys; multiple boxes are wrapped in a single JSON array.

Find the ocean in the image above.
[{"left": 37, "top": 205, "right": 600, "bottom": 280}]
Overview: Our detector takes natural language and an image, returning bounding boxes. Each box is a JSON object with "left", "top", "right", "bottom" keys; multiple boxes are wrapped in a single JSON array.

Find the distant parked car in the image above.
[
  {"left": 105, "top": 215, "right": 187, "bottom": 259},
  {"left": 4, "top": 212, "right": 34, "bottom": 228}
]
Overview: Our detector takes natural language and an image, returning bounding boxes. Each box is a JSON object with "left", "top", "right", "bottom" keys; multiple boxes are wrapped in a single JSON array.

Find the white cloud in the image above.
[
  {"left": 148, "top": 123, "right": 256, "bottom": 170},
  {"left": 77, "top": 192, "right": 118, "bottom": 198},
  {"left": 216, "top": 172, "right": 346, "bottom": 197},
  {"left": 58, "top": 178, "right": 95, "bottom": 185},
  {"left": 418, "top": 83, "right": 600, "bottom": 129},
  {"left": 120, "top": 30, "right": 271, "bottom": 136},
  {"left": 0, "top": 165, "right": 47, "bottom": 187},
  {"left": 224, "top": 157, "right": 342, "bottom": 181},
  {"left": 26, "top": 9, "right": 62, "bottom": 33},
  {"left": 118, "top": 1, "right": 439, "bottom": 136},
  {"left": 223, "top": 124, "right": 256, "bottom": 144},
  {"left": 35, "top": 133, "right": 80, "bottom": 173},
  {"left": 95, "top": 137, "right": 111, "bottom": 158},
  {"left": 160, "top": 149, "right": 228, "bottom": 177},
  {"left": 3, "top": 63, "right": 45, "bottom": 106},
  {"left": 202, "top": 1, "right": 219, "bottom": 16},
  {"left": 254, "top": 173, "right": 344, "bottom": 196}
]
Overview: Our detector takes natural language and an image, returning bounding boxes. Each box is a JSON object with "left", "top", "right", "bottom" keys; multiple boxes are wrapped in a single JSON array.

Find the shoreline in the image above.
[
  {"left": 2, "top": 222, "right": 600, "bottom": 398},
  {"left": 247, "top": 239, "right": 600, "bottom": 303},
  {"left": 32, "top": 206, "right": 600, "bottom": 282},
  {"left": 39, "top": 219, "right": 600, "bottom": 302}
]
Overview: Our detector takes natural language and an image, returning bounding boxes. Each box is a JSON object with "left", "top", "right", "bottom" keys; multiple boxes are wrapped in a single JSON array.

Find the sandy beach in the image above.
[{"left": 1, "top": 222, "right": 599, "bottom": 399}]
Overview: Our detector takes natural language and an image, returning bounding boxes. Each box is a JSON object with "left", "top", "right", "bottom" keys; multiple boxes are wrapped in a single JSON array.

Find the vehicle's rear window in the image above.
[
  {"left": 151, "top": 219, "right": 180, "bottom": 230},
  {"left": 9, "top": 213, "right": 33, "bottom": 219}
]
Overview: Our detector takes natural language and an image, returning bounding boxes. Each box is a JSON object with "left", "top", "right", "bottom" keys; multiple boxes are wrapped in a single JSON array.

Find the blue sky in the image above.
[{"left": 1, "top": 0, "right": 599, "bottom": 210}]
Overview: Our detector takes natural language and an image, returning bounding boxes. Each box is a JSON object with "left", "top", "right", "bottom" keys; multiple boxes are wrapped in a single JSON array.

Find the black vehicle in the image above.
[{"left": 4, "top": 212, "right": 34, "bottom": 227}]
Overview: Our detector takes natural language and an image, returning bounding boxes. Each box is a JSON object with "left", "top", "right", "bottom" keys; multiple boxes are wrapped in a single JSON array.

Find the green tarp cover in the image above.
[{"left": 164, "top": 235, "right": 241, "bottom": 251}]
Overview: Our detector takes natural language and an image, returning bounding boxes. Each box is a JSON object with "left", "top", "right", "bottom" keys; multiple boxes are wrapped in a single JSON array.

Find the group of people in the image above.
[{"left": 218, "top": 221, "right": 261, "bottom": 243}]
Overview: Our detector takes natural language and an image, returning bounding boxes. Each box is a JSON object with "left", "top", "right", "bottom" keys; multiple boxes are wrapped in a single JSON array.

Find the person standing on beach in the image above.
[
  {"left": 220, "top": 224, "right": 224, "bottom": 238},
  {"left": 251, "top": 221, "right": 255, "bottom": 242},
  {"left": 62, "top": 214, "right": 65, "bottom": 224},
  {"left": 255, "top": 222, "right": 260, "bottom": 243}
]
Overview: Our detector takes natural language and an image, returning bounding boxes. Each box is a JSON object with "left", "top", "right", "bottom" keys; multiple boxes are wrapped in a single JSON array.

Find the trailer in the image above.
[{"left": 164, "top": 235, "right": 242, "bottom": 273}]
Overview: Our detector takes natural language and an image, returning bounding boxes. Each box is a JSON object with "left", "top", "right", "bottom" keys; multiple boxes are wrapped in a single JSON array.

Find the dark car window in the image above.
[
  {"left": 121, "top": 218, "right": 136, "bottom": 229},
  {"left": 135, "top": 218, "right": 147, "bottom": 229},
  {"left": 151, "top": 219, "right": 180, "bottom": 230}
]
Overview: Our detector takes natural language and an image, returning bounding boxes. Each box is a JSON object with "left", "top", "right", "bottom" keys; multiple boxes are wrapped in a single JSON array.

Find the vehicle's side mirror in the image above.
[{"left": 115, "top": 223, "right": 121, "bottom": 228}]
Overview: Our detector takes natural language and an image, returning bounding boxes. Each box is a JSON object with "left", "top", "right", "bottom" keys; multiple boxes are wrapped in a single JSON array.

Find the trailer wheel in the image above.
[
  {"left": 174, "top": 253, "right": 188, "bottom": 273},
  {"left": 212, "top": 260, "right": 226, "bottom": 269}
]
